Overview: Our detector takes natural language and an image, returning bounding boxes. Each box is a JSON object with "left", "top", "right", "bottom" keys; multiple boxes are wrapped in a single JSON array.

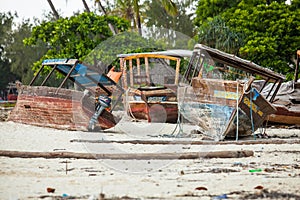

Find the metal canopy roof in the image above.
[
  {"left": 194, "top": 44, "right": 285, "bottom": 81},
  {"left": 30, "top": 59, "right": 115, "bottom": 96}
]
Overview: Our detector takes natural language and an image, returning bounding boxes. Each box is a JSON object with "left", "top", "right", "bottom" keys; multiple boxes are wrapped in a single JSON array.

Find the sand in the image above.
[{"left": 0, "top": 121, "right": 300, "bottom": 200}]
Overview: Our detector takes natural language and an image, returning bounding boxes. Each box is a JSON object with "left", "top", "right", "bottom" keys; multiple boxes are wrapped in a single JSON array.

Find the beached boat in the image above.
[
  {"left": 118, "top": 50, "right": 192, "bottom": 123},
  {"left": 180, "top": 44, "right": 285, "bottom": 139},
  {"left": 8, "top": 59, "right": 123, "bottom": 131},
  {"left": 6, "top": 82, "right": 18, "bottom": 101},
  {"left": 266, "top": 82, "right": 300, "bottom": 125},
  {"left": 125, "top": 86, "right": 178, "bottom": 123},
  {"left": 265, "top": 50, "right": 300, "bottom": 125}
]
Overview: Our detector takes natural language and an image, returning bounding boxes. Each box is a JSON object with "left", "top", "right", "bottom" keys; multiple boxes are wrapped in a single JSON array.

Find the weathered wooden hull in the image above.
[
  {"left": 128, "top": 101, "right": 178, "bottom": 123},
  {"left": 181, "top": 44, "right": 284, "bottom": 139},
  {"left": 188, "top": 78, "right": 276, "bottom": 138},
  {"left": 8, "top": 86, "right": 117, "bottom": 131},
  {"left": 267, "top": 83, "right": 300, "bottom": 125},
  {"left": 127, "top": 87, "right": 178, "bottom": 123},
  {"left": 224, "top": 88, "right": 277, "bottom": 137},
  {"left": 268, "top": 105, "right": 300, "bottom": 125}
]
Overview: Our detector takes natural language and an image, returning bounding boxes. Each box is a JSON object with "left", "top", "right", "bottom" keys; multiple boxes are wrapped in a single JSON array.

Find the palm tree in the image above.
[
  {"left": 46, "top": 0, "right": 59, "bottom": 19},
  {"left": 114, "top": 0, "right": 178, "bottom": 35},
  {"left": 197, "top": 17, "right": 245, "bottom": 55},
  {"left": 82, "top": 0, "right": 91, "bottom": 13},
  {"left": 95, "top": 0, "right": 117, "bottom": 35}
]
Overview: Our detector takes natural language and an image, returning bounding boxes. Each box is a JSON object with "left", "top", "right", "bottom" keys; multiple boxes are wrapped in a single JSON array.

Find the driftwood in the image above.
[
  {"left": 70, "top": 138, "right": 300, "bottom": 145},
  {"left": 0, "top": 150, "right": 253, "bottom": 160}
]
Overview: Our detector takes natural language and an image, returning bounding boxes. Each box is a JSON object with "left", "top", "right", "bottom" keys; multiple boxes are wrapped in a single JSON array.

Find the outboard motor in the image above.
[{"left": 88, "top": 95, "right": 111, "bottom": 131}]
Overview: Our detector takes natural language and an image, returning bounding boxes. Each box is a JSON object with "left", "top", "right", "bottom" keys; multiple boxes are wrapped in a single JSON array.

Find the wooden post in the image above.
[
  {"left": 295, "top": 50, "right": 300, "bottom": 82},
  {"left": 137, "top": 58, "right": 141, "bottom": 75},
  {"left": 175, "top": 58, "right": 181, "bottom": 85},
  {"left": 197, "top": 57, "right": 205, "bottom": 79},
  {"left": 145, "top": 57, "right": 150, "bottom": 85},
  {"left": 120, "top": 58, "right": 124, "bottom": 88},
  {"left": 122, "top": 59, "right": 128, "bottom": 89},
  {"left": 129, "top": 59, "right": 134, "bottom": 87}
]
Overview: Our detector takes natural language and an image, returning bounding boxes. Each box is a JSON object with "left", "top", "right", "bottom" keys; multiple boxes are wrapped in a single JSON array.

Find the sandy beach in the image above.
[{"left": 0, "top": 121, "right": 300, "bottom": 200}]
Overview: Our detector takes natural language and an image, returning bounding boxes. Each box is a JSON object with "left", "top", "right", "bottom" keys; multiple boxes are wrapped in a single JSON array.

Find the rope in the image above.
[
  {"left": 236, "top": 80, "right": 239, "bottom": 141},
  {"left": 249, "top": 87, "right": 256, "bottom": 140},
  {"left": 125, "top": 87, "right": 185, "bottom": 138},
  {"left": 125, "top": 89, "right": 138, "bottom": 121},
  {"left": 148, "top": 86, "right": 188, "bottom": 138}
]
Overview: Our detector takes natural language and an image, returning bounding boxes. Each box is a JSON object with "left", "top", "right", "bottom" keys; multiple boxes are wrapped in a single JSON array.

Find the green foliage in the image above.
[
  {"left": 194, "top": 0, "right": 242, "bottom": 28},
  {"left": 112, "top": 0, "right": 178, "bottom": 35},
  {"left": 84, "top": 30, "right": 190, "bottom": 76},
  {"left": 224, "top": 1, "right": 300, "bottom": 78},
  {"left": 291, "top": 0, "right": 300, "bottom": 7},
  {"left": 159, "top": 0, "right": 178, "bottom": 16},
  {"left": 194, "top": 0, "right": 300, "bottom": 80},
  {"left": 0, "top": 59, "right": 15, "bottom": 90},
  {"left": 196, "top": 16, "right": 245, "bottom": 54},
  {"left": 24, "top": 12, "right": 130, "bottom": 74},
  {"left": 84, "top": 31, "right": 164, "bottom": 71},
  {"left": 0, "top": 12, "right": 20, "bottom": 89},
  {"left": 7, "top": 21, "right": 48, "bottom": 84}
]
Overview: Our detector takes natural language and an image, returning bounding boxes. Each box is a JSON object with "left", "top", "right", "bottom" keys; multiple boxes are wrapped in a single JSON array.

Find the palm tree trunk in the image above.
[
  {"left": 46, "top": 0, "right": 59, "bottom": 20},
  {"left": 136, "top": 11, "right": 142, "bottom": 35},
  {"left": 96, "top": 0, "right": 117, "bottom": 35},
  {"left": 133, "top": 0, "right": 142, "bottom": 35},
  {"left": 82, "top": 0, "right": 91, "bottom": 12}
]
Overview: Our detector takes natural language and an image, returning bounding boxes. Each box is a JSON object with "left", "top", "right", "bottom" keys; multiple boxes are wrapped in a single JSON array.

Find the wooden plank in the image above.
[
  {"left": 175, "top": 58, "right": 180, "bottom": 85},
  {"left": 137, "top": 58, "right": 141, "bottom": 75},
  {"left": 120, "top": 58, "right": 127, "bottom": 89},
  {"left": 294, "top": 50, "right": 300, "bottom": 82},
  {"left": 145, "top": 57, "right": 150, "bottom": 85},
  {"left": 70, "top": 139, "right": 300, "bottom": 145},
  {"left": 268, "top": 114, "right": 300, "bottom": 125},
  {"left": 0, "top": 150, "right": 254, "bottom": 160},
  {"left": 191, "top": 78, "right": 244, "bottom": 107},
  {"left": 129, "top": 59, "right": 133, "bottom": 87}
]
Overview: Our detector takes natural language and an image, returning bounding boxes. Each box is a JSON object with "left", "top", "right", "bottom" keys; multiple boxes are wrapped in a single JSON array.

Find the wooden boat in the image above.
[
  {"left": 181, "top": 44, "right": 285, "bottom": 139},
  {"left": 8, "top": 59, "right": 122, "bottom": 131},
  {"left": 126, "top": 86, "right": 178, "bottom": 123},
  {"left": 6, "top": 82, "right": 18, "bottom": 101},
  {"left": 267, "top": 84, "right": 300, "bottom": 125},
  {"left": 118, "top": 50, "right": 192, "bottom": 123},
  {"left": 266, "top": 50, "right": 300, "bottom": 125}
]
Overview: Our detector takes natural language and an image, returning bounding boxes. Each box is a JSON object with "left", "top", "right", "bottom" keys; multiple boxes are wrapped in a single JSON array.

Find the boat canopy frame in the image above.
[
  {"left": 29, "top": 58, "right": 124, "bottom": 112},
  {"left": 184, "top": 44, "right": 286, "bottom": 103},
  {"left": 117, "top": 50, "right": 192, "bottom": 89}
]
